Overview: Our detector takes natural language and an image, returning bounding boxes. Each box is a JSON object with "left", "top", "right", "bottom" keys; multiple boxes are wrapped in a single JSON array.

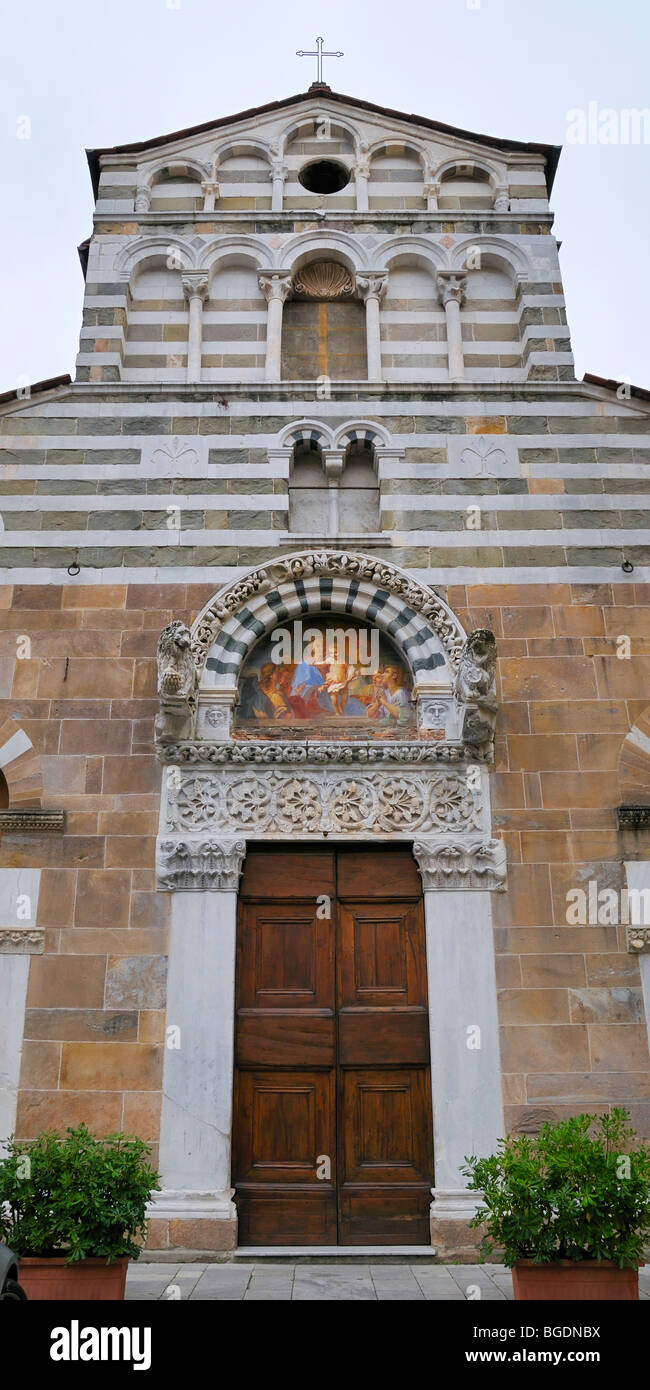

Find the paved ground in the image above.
[{"left": 126, "top": 1262, "right": 650, "bottom": 1301}]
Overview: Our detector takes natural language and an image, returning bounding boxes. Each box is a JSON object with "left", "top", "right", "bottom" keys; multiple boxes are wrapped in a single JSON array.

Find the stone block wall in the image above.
[{"left": 1, "top": 575, "right": 649, "bottom": 1172}]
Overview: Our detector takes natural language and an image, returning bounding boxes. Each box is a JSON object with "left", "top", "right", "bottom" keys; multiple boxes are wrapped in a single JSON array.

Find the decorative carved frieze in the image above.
[
  {"left": 158, "top": 738, "right": 491, "bottom": 765},
  {"left": 157, "top": 837, "right": 246, "bottom": 891},
  {"left": 412, "top": 837, "right": 507, "bottom": 892},
  {"left": 0, "top": 809, "right": 65, "bottom": 833},
  {"left": 618, "top": 806, "right": 650, "bottom": 829},
  {"left": 164, "top": 767, "right": 485, "bottom": 839},
  {"left": 0, "top": 927, "right": 45, "bottom": 954}
]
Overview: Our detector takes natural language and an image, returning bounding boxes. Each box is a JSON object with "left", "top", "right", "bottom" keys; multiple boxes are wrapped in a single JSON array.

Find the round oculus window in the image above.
[{"left": 298, "top": 160, "right": 350, "bottom": 194}]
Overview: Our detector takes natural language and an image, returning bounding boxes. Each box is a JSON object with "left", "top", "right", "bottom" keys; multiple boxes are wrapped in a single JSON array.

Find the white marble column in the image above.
[
  {"left": 259, "top": 273, "right": 292, "bottom": 382},
  {"left": 270, "top": 161, "right": 288, "bottom": 212},
  {"left": 182, "top": 273, "right": 209, "bottom": 383},
  {"left": 415, "top": 877, "right": 504, "bottom": 1225},
  {"left": 437, "top": 271, "right": 467, "bottom": 383},
  {"left": 201, "top": 180, "right": 219, "bottom": 212},
  {"left": 157, "top": 864, "right": 244, "bottom": 1226},
  {"left": 354, "top": 157, "right": 370, "bottom": 212},
  {"left": 323, "top": 449, "right": 344, "bottom": 535},
  {"left": 423, "top": 179, "right": 440, "bottom": 212},
  {"left": 357, "top": 273, "right": 388, "bottom": 383}
]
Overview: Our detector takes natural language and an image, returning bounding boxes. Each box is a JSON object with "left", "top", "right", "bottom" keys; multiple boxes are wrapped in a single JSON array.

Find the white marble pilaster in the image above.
[
  {"left": 0, "top": 868, "right": 42, "bottom": 1155},
  {"left": 158, "top": 884, "right": 241, "bottom": 1213},
  {"left": 625, "top": 860, "right": 650, "bottom": 1055},
  {"left": 421, "top": 888, "right": 503, "bottom": 1218}
]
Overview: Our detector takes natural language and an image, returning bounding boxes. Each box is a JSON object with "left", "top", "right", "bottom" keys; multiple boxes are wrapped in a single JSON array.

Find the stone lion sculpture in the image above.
[
  {"left": 453, "top": 629, "right": 497, "bottom": 749},
  {"left": 157, "top": 620, "right": 197, "bottom": 700},
  {"left": 155, "top": 621, "right": 197, "bottom": 743}
]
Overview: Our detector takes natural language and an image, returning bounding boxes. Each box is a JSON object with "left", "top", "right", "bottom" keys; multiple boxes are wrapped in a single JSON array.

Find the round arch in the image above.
[
  {"left": 449, "top": 235, "right": 531, "bottom": 281},
  {"left": 277, "top": 229, "right": 365, "bottom": 275},
  {"left": 213, "top": 139, "right": 273, "bottom": 169},
  {"left": 368, "top": 138, "right": 428, "bottom": 171},
  {"left": 143, "top": 158, "right": 211, "bottom": 191},
  {"left": 278, "top": 420, "right": 335, "bottom": 451},
  {"left": 198, "top": 236, "right": 273, "bottom": 276},
  {"left": 0, "top": 719, "right": 43, "bottom": 807},
  {"left": 114, "top": 235, "right": 196, "bottom": 278},
  {"left": 374, "top": 235, "right": 447, "bottom": 277},
  {"left": 432, "top": 156, "right": 501, "bottom": 188},
  {"left": 190, "top": 551, "right": 466, "bottom": 698},
  {"left": 278, "top": 114, "right": 361, "bottom": 159}
]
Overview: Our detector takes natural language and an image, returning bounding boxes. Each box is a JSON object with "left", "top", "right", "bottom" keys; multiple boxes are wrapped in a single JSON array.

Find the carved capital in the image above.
[
  {"left": 356, "top": 273, "right": 388, "bottom": 304},
  {"left": 157, "top": 837, "right": 246, "bottom": 891},
  {"left": 271, "top": 161, "right": 289, "bottom": 183},
  {"left": 181, "top": 273, "right": 209, "bottom": 303},
  {"left": 134, "top": 186, "right": 151, "bottom": 213},
  {"left": 423, "top": 180, "right": 440, "bottom": 205},
  {"left": 493, "top": 185, "right": 510, "bottom": 212},
  {"left": 413, "top": 837, "right": 507, "bottom": 891},
  {"left": 258, "top": 272, "right": 292, "bottom": 304},
  {"left": 355, "top": 158, "right": 371, "bottom": 181},
  {"left": 436, "top": 271, "right": 467, "bottom": 307}
]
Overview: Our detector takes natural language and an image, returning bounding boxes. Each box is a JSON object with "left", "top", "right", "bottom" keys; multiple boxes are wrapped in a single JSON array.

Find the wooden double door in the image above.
[{"left": 233, "top": 846, "right": 434, "bottom": 1245}]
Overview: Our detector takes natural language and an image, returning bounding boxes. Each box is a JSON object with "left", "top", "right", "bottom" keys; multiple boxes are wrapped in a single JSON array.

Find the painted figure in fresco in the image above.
[{"left": 233, "top": 618, "right": 416, "bottom": 738}]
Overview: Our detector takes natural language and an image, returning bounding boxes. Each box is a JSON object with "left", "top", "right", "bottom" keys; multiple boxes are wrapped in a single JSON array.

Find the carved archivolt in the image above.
[
  {"left": 189, "top": 550, "right": 466, "bottom": 678},
  {"left": 153, "top": 551, "right": 504, "bottom": 893}
]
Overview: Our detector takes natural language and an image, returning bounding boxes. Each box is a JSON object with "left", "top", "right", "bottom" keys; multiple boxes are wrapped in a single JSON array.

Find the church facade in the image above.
[{"left": 1, "top": 85, "right": 649, "bottom": 1257}]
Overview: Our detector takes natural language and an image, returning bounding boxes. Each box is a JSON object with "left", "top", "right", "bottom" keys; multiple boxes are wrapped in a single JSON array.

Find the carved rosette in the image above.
[{"left": 165, "top": 766, "right": 483, "bottom": 839}]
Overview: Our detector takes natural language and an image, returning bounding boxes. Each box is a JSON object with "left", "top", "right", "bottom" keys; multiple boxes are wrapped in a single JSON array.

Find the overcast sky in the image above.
[{"left": 1, "top": 0, "right": 649, "bottom": 390}]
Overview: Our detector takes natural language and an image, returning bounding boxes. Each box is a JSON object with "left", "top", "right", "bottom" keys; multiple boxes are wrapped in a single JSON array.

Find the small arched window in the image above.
[
  {"left": 339, "top": 443, "right": 380, "bottom": 533},
  {"left": 288, "top": 443, "right": 329, "bottom": 533}
]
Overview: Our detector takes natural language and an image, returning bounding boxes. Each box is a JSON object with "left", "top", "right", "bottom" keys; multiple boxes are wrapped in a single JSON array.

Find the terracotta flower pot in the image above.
[
  {"left": 18, "top": 1256, "right": 129, "bottom": 1301},
  {"left": 512, "top": 1259, "right": 638, "bottom": 1301}
]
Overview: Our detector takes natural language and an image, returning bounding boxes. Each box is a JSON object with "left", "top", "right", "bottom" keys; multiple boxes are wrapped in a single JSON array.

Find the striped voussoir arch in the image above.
[
  {"left": 202, "top": 573, "right": 449, "bottom": 690},
  {"left": 336, "top": 425, "right": 386, "bottom": 451},
  {"left": 285, "top": 424, "right": 331, "bottom": 451},
  {"left": 0, "top": 720, "right": 43, "bottom": 806}
]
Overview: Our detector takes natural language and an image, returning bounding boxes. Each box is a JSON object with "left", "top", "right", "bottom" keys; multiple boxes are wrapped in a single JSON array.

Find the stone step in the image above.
[{"left": 231, "top": 1245, "right": 440, "bottom": 1263}]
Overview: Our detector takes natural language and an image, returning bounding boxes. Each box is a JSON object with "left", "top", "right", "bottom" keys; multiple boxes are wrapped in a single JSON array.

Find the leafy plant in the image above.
[
  {"left": 463, "top": 1109, "right": 650, "bottom": 1268},
  {"left": 0, "top": 1124, "right": 159, "bottom": 1264}
]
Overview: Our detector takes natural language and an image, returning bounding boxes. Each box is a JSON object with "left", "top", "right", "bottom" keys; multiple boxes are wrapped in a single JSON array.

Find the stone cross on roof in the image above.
[{"left": 296, "top": 35, "right": 343, "bottom": 86}]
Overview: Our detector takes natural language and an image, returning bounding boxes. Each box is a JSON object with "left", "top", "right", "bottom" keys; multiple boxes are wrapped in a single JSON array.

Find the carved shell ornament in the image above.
[{"left": 293, "top": 262, "right": 355, "bottom": 299}]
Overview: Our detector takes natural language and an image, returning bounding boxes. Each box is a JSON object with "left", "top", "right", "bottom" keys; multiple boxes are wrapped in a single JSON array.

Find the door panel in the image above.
[{"left": 233, "top": 846, "right": 434, "bottom": 1246}]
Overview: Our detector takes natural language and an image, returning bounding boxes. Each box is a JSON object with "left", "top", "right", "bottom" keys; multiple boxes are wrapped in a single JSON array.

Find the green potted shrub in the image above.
[
  {"left": 463, "top": 1109, "right": 650, "bottom": 1300},
  {"left": 0, "top": 1124, "right": 159, "bottom": 1300}
]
